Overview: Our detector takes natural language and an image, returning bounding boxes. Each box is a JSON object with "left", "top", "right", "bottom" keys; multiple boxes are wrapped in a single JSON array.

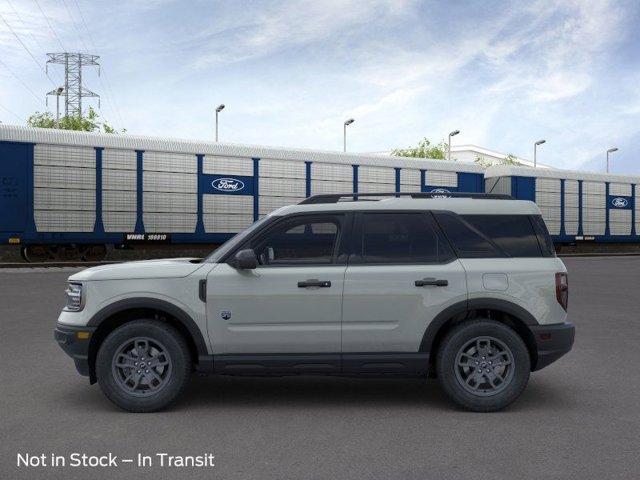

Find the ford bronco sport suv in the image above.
[{"left": 54, "top": 192, "right": 574, "bottom": 412}]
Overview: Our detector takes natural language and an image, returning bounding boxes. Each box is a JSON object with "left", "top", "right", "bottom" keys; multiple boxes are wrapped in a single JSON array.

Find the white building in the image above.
[
  {"left": 368, "top": 145, "right": 552, "bottom": 169},
  {"left": 450, "top": 145, "right": 552, "bottom": 169}
]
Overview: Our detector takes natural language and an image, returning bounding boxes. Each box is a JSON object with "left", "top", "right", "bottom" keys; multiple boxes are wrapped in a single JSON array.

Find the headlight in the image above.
[{"left": 64, "top": 283, "right": 84, "bottom": 312}]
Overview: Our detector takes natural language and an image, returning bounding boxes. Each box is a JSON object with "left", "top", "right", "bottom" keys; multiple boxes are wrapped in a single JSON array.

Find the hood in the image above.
[{"left": 68, "top": 258, "right": 204, "bottom": 282}]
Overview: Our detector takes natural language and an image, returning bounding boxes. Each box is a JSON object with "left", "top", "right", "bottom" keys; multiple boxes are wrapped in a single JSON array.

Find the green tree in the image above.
[
  {"left": 475, "top": 153, "right": 523, "bottom": 169},
  {"left": 392, "top": 138, "right": 450, "bottom": 160},
  {"left": 27, "top": 107, "right": 125, "bottom": 133}
]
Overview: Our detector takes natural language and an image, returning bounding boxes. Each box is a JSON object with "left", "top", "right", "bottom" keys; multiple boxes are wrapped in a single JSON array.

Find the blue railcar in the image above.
[
  {"left": 0, "top": 125, "right": 485, "bottom": 261},
  {"left": 485, "top": 165, "right": 640, "bottom": 244}
]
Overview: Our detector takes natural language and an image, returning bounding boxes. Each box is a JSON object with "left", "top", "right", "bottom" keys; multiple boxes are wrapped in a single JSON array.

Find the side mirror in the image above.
[{"left": 233, "top": 249, "right": 258, "bottom": 270}]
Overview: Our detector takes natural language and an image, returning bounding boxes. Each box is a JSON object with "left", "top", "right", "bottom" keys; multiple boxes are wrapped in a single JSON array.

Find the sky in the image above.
[{"left": 0, "top": 0, "right": 639, "bottom": 173}]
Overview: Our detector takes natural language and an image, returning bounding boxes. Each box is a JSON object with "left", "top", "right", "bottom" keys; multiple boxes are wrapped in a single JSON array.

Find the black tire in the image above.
[
  {"left": 436, "top": 319, "right": 530, "bottom": 412},
  {"left": 96, "top": 320, "right": 192, "bottom": 412}
]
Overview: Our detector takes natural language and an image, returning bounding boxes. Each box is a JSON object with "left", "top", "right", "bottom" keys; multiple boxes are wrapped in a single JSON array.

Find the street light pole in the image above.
[
  {"left": 534, "top": 139, "right": 546, "bottom": 167},
  {"left": 606, "top": 147, "right": 618, "bottom": 173},
  {"left": 343, "top": 118, "right": 354, "bottom": 152},
  {"left": 55, "top": 87, "right": 64, "bottom": 128},
  {"left": 215, "top": 104, "right": 225, "bottom": 142},
  {"left": 448, "top": 130, "right": 460, "bottom": 161}
]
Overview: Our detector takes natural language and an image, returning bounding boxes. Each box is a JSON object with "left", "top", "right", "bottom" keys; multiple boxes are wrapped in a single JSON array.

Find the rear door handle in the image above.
[
  {"left": 298, "top": 279, "right": 332, "bottom": 288},
  {"left": 415, "top": 278, "right": 448, "bottom": 287}
]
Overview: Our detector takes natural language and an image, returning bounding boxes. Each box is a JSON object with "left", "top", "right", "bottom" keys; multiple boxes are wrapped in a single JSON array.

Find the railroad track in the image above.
[
  {"left": 0, "top": 261, "right": 121, "bottom": 269},
  {"left": 2, "top": 252, "right": 640, "bottom": 269}
]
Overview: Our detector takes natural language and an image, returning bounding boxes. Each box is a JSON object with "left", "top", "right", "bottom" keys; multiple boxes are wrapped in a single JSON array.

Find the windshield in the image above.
[{"left": 203, "top": 216, "right": 272, "bottom": 263}]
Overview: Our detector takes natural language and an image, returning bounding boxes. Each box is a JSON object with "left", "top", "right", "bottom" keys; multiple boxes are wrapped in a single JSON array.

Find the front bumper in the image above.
[
  {"left": 530, "top": 322, "right": 575, "bottom": 371},
  {"left": 54, "top": 324, "right": 96, "bottom": 377}
]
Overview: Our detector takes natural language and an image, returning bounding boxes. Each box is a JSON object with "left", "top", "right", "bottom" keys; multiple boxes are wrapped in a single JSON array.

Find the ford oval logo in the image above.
[
  {"left": 430, "top": 188, "right": 451, "bottom": 198},
  {"left": 212, "top": 178, "right": 244, "bottom": 192},
  {"left": 612, "top": 197, "right": 629, "bottom": 208}
]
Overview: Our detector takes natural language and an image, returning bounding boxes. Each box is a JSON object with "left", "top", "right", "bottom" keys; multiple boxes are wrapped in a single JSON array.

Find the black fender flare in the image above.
[
  {"left": 419, "top": 298, "right": 539, "bottom": 353},
  {"left": 87, "top": 297, "right": 209, "bottom": 357}
]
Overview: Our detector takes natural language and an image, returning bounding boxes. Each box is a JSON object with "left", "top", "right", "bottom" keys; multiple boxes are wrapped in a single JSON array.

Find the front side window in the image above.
[
  {"left": 248, "top": 215, "right": 342, "bottom": 265},
  {"left": 355, "top": 212, "right": 454, "bottom": 264}
]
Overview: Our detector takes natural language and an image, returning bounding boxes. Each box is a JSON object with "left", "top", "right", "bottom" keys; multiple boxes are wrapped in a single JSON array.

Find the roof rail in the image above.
[{"left": 299, "top": 192, "right": 513, "bottom": 204}]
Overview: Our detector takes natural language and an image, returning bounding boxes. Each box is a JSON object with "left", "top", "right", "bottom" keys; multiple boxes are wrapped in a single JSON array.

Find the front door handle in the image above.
[
  {"left": 298, "top": 279, "right": 332, "bottom": 288},
  {"left": 415, "top": 278, "right": 448, "bottom": 287}
]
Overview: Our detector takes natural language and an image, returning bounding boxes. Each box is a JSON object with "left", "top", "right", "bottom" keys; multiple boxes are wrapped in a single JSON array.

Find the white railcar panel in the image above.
[
  {"left": 203, "top": 194, "right": 253, "bottom": 214},
  {"left": 204, "top": 214, "right": 254, "bottom": 233},
  {"left": 311, "top": 179, "right": 353, "bottom": 195},
  {"left": 358, "top": 166, "right": 395, "bottom": 184},
  {"left": 103, "top": 212, "right": 136, "bottom": 232},
  {"left": 609, "top": 209, "right": 631, "bottom": 235},
  {"left": 582, "top": 181, "right": 606, "bottom": 195},
  {"left": 564, "top": 207, "right": 579, "bottom": 235},
  {"left": 203, "top": 156, "right": 253, "bottom": 176},
  {"left": 259, "top": 177, "right": 306, "bottom": 197},
  {"left": 34, "top": 165, "right": 95, "bottom": 190},
  {"left": 582, "top": 195, "right": 605, "bottom": 208},
  {"left": 143, "top": 213, "right": 197, "bottom": 232},
  {"left": 143, "top": 192, "right": 197, "bottom": 213},
  {"left": 34, "top": 144, "right": 95, "bottom": 168},
  {"left": 538, "top": 205, "right": 561, "bottom": 222},
  {"left": 564, "top": 191, "right": 579, "bottom": 208},
  {"left": 34, "top": 188, "right": 95, "bottom": 211},
  {"left": 143, "top": 151, "right": 196, "bottom": 173},
  {"left": 103, "top": 190, "right": 136, "bottom": 211},
  {"left": 565, "top": 222, "right": 579, "bottom": 235},
  {"left": 259, "top": 196, "right": 303, "bottom": 215},
  {"left": 103, "top": 149, "right": 136, "bottom": 170},
  {"left": 34, "top": 210, "right": 95, "bottom": 232},
  {"left": 545, "top": 220, "right": 560, "bottom": 235},
  {"left": 535, "top": 191, "right": 561, "bottom": 206},
  {"left": 358, "top": 182, "right": 395, "bottom": 193},
  {"left": 582, "top": 209, "right": 606, "bottom": 222},
  {"left": 259, "top": 159, "right": 306, "bottom": 179},
  {"left": 583, "top": 222, "right": 605, "bottom": 235},
  {"left": 426, "top": 170, "right": 457, "bottom": 187},
  {"left": 535, "top": 178, "right": 561, "bottom": 193},
  {"left": 143, "top": 171, "right": 196, "bottom": 193},
  {"left": 609, "top": 183, "right": 632, "bottom": 196},
  {"left": 103, "top": 169, "right": 136, "bottom": 191},
  {"left": 311, "top": 163, "right": 352, "bottom": 181},
  {"left": 400, "top": 169, "right": 421, "bottom": 186},
  {"left": 564, "top": 180, "right": 579, "bottom": 193},
  {"left": 485, "top": 177, "right": 511, "bottom": 196}
]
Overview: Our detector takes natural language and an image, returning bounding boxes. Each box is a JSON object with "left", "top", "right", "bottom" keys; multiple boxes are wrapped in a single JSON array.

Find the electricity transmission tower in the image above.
[{"left": 46, "top": 53, "right": 100, "bottom": 118}]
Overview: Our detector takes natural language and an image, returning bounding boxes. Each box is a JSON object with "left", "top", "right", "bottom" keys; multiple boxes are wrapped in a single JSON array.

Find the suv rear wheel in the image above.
[
  {"left": 436, "top": 319, "right": 530, "bottom": 412},
  {"left": 96, "top": 320, "right": 192, "bottom": 412}
]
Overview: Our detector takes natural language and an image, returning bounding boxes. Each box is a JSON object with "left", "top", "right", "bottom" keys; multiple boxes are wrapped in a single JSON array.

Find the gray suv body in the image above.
[{"left": 55, "top": 193, "right": 575, "bottom": 412}]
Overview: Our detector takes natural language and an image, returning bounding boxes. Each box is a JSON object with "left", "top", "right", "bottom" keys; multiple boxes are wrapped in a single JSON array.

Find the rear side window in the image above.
[
  {"left": 433, "top": 212, "right": 503, "bottom": 258},
  {"left": 355, "top": 212, "right": 454, "bottom": 264},
  {"left": 462, "top": 215, "right": 543, "bottom": 257},
  {"left": 530, "top": 215, "right": 556, "bottom": 257}
]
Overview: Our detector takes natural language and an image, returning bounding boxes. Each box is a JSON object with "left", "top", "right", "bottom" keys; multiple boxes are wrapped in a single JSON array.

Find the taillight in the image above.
[{"left": 555, "top": 272, "right": 568, "bottom": 311}]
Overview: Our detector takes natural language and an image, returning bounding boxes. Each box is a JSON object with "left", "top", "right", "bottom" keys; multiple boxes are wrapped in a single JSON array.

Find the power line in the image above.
[
  {"left": 0, "top": 12, "right": 57, "bottom": 88},
  {"left": 5, "top": 0, "right": 65, "bottom": 85},
  {"left": 0, "top": 57, "right": 46, "bottom": 105},
  {"left": 60, "top": 0, "right": 90, "bottom": 52},
  {"left": 33, "top": 0, "right": 66, "bottom": 52},
  {"left": 0, "top": 103, "right": 25, "bottom": 122},
  {"left": 69, "top": 0, "right": 125, "bottom": 128}
]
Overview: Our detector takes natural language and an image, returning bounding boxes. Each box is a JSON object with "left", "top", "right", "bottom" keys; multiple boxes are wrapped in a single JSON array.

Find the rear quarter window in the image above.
[{"left": 462, "top": 215, "right": 543, "bottom": 257}]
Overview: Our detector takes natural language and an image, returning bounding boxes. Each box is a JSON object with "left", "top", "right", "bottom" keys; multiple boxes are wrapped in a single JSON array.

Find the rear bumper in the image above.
[
  {"left": 531, "top": 322, "right": 575, "bottom": 371},
  {"left": 54, "top": 324, "right": 96, "bottom": 377}
]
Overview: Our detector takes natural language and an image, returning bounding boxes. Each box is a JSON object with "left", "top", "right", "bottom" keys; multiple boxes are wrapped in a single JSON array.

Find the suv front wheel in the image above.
[
  {"left": 96, "top": 320, "right": 192, "bottom": 412},
  {"left": 436, "top": 319, "right": 530, "bottom": 412}
]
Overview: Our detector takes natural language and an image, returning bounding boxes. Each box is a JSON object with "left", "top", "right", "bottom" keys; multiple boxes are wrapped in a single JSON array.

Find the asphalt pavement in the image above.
[{"left": 1, "top": 257, "right": 639, "bottom": 479}]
